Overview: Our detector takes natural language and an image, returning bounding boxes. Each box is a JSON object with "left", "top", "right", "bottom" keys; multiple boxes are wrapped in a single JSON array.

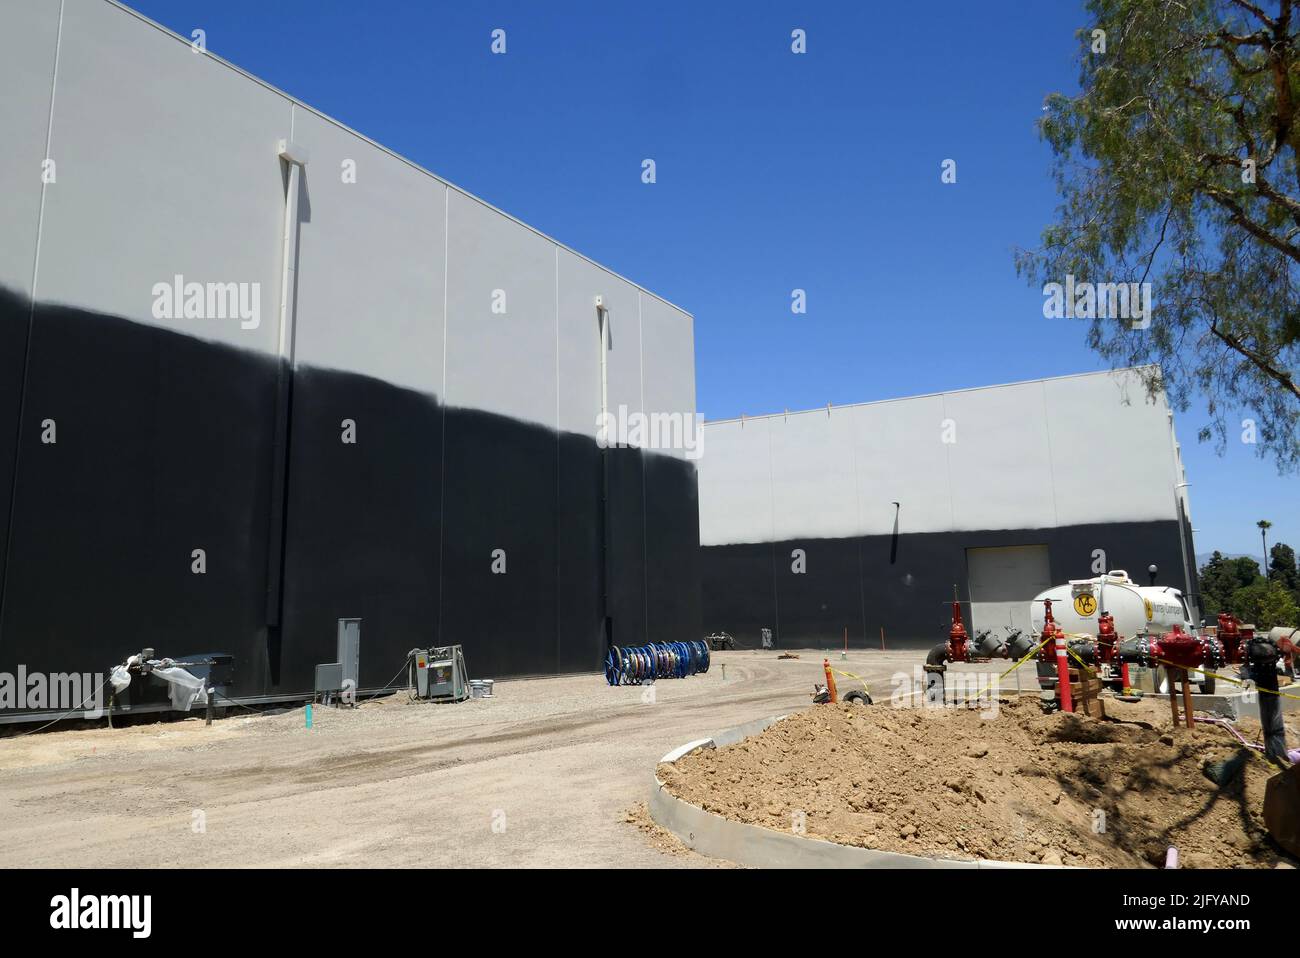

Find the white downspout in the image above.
[
  {"left": 264, "top": 138, "right": 310, "bottom": 626},
  {"left": 1166, "top": 406, "right": 1197, "bottom": 624},
  {"left": 597, "top": 297, "right": 609, "bottom": 426},
  {"left": 276, "top": 138, "right": 310, "bottom": 361}
]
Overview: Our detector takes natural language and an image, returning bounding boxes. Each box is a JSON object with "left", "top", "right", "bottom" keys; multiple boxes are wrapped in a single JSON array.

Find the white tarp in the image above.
[
  {"left": 109, "top": 665, "right": 132, "bottom": 694},
  {"left": 148, "top": 665, "right": 208, "bottom": 711}
]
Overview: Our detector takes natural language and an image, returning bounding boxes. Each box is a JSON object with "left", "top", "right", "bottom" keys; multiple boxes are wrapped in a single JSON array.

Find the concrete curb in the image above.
[
  {"left": 649, "top": 712, "right": 1055, "bottom": 869},
  {"left": 1183, "top": 688, "right": 1300, "bottom": 721}
]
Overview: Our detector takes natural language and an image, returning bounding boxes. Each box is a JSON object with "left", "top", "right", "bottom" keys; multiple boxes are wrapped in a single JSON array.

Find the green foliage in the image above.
[
  {"left": 1201, "top": 540, "right": 1300, "bottom": 622},
  {"left": 1198, "top": 549, "right": 1262, "bottom": 615},
  {"left": 1229, "top": 578, "right": 1299, "bottom": 628},
  {"left": 1018, "top": 0, "right": 1300, "bottom": 472},
  {"left": 1269, "top": 540, "right": 1300, "bottom": 589}
]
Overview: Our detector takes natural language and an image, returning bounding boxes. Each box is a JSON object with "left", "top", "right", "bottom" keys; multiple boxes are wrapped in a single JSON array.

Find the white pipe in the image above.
[
  {"left": 276, "top": 139, "right": 310, "bottom": 361},
  {"left": 597, "top": 302, "right": 609, "bottom": 422},
  {"left": 1174, "top": 480, "right": 1194, "bottom": 623}
]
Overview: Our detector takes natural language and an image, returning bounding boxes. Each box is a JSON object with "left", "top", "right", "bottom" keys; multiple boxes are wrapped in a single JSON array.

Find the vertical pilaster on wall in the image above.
[
  {"left": 637, "top": 293, "right": 650, "bottom": 644},
  {"left": 264, "top": 135, "right": 309, "bottom": 635},
  {"left": 765, "top": 417, "right": 780, "bottom": 644},
  {"left": 553, "top": 246, "right": 561, "bottom": 672},
  {"left": 597, "top": 297, "right": 611, "bottom": 650},
  {"left": 1165, "top": 404, "right": 1198, "bottom": 621},
  {"left": 436, "top": 185, "right": 450, "bottom": 647}
]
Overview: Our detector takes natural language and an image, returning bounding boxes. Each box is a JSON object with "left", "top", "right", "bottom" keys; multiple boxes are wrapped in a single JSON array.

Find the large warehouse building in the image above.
[
  {"left": 697, "top": 369, "right": 1199, "bottom": 647},
  {"left": 1, "top": 1, "right": 1204, "bottom": 722},
  {"left": 0, "top": 0, "right": 700, "bottom": 709}
]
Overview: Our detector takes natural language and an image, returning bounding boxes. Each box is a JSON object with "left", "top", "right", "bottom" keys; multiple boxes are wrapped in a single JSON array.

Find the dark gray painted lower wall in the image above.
[
  {"left": 701, "top": 520, "right": 1193, "bottom": 649},
  {"left": 0, "top": 285, "right": 701, "bottom": 709}
]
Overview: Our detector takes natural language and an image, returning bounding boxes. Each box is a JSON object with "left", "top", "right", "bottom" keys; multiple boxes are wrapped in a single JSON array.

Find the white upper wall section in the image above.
[
  {"left": 0, "top": 0, "right": 694, "bottom": 438},
  {"left": 0, "top": 0, "right": 60, "bottom": 297},
  {"left": 444, "top": 189, "right": 558, "bottom": 423},
  {"left": 699, "top": 369, "right": 1183, "bottom": 546},
  {"left": 290, "top": 106, "right": 447, "bottom": 397},
  {"left": 17, "top": 0, "right": 291, "bottom": 356},
  {"left": 944, "top": 381, "right": 1059, "bottom": 530}
]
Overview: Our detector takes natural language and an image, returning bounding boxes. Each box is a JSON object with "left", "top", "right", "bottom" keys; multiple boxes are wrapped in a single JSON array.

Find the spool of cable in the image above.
[{"left": 604, "top": 640, "right": 712, "bottom": 685}]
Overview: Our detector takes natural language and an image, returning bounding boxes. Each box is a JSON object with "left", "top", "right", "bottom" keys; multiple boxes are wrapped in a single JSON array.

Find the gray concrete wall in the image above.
[
  {"left": 0, "top": 0, "right": 700, "bottom": 706},
  {"left": 698, "top": 371, "right": 1197, "bottom": 647},
  {"left": 701, "top": 370, "right": 1185, "bottom": 546}
]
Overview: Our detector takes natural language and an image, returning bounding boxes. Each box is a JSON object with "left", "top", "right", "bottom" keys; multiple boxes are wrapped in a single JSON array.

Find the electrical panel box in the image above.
[
  {"left": 315, "top": 662, "right": 343, "bottom": 695},
  {"left": 412, "top": 645, "right": 468, "bottom": 702},
  {"left": 414, "top": 650, "right": 431, "bottom": 697},
  {"left": 337, "top": 618, "right": 360, "bottom": 694}
]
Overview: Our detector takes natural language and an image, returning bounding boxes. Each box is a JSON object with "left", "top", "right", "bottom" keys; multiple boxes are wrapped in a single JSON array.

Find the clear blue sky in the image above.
[{"left": 126, "top": 0, "right": 1295, "bottom": 560}]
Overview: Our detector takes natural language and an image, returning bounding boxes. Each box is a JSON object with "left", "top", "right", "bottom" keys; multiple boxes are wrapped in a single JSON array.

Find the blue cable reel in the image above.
[{"left": 604, "top": 640, "right": 712, "bottom": 686}]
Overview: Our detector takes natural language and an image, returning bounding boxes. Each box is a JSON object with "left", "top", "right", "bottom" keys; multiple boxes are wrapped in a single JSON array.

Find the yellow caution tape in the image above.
[
  {"left": 999, "top": 634, "right": 1053, "bottom": 680},
  {"left": 1147, "top": 656, "right": 1300, "bottom": 703},
  {"left": 1064, "top": 645, "right": 1100, "bottom": 679},
  {"left": 827, "top": 667, "right": 871, "bottom": 695},
  {"left": 1054, "top": 641, "right": 1300, "bottom": 704}
]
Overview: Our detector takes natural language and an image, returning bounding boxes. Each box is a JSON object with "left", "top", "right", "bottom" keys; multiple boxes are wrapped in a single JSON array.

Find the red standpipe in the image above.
[
  {"left": 1041, "top": 599, "right": 1072, "bottom": 712},
  {"left": 1217, "top": 612, "right": 1250, "bottom": 665},
  {"left": 1098, "top": 610, "right": 1131, "bottom": 691},
  {"left": 947, "top": 598, "right": 970, "bottom": 663},
  {"left": 1096, "top": 612, "right": 1118, "bottom": 664}
]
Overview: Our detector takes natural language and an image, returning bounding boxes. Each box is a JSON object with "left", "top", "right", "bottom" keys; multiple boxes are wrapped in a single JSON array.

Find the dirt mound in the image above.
[{"left": 658, "top": 697, "right": 1295, "bottom": 868}]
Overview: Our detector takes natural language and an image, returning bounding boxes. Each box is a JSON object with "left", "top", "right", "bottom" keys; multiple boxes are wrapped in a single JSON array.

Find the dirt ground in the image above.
[
  {"left": 0, "top": 649, "right": 906, "bottom": 868},
  {"left": 3, "top": 649, "right": 1294, "bottom": 868},
  {"left": 659, "top": 693, "right": 1300, "bottom": 868}
]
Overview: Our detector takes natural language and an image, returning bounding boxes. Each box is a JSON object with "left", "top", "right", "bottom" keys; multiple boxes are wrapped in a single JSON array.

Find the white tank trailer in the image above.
[
  {"left": 1028, "top": 570, "right": 1210, "bottom": 692},
  {"left": 1030, "top": 570, "right": 1195, "bottom": 639}
]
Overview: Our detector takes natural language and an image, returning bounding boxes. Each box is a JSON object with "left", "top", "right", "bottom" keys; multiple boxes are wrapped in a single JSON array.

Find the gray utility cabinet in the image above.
[{"left": 337, "top": 618, "right": 361, "bottom": 692}]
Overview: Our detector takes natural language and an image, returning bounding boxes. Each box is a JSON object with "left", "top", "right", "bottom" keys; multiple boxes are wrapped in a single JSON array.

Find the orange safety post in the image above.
[{"left": 823, "top": 658, "right": 838, "bottom": 704}]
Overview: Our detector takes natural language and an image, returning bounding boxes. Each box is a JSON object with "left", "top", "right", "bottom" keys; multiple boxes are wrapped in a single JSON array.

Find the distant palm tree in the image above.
[{"left": 1258, "top": 520, "right": 1273, "bottom": 576}]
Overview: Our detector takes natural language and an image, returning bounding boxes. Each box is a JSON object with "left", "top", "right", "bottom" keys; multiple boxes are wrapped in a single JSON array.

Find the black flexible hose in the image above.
[{"left": 1247, "top": 639, "right": 1288, "bottom": 764}]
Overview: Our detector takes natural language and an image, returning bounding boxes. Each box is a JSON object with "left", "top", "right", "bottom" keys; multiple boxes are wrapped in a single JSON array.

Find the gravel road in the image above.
[{"left": 0, "top": 649, "right": 923, "bottom": 867}]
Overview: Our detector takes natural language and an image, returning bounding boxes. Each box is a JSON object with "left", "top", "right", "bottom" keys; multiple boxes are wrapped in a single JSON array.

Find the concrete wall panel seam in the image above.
[
  {"left": 941, "top": 393, "right": 956, "bottom": 529},
  {"left": 1039, "top": 380, "right": 1062, "bottom": 529},
  {"left": 30, "top": 0, "right": 65, "bottom": 304}
]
